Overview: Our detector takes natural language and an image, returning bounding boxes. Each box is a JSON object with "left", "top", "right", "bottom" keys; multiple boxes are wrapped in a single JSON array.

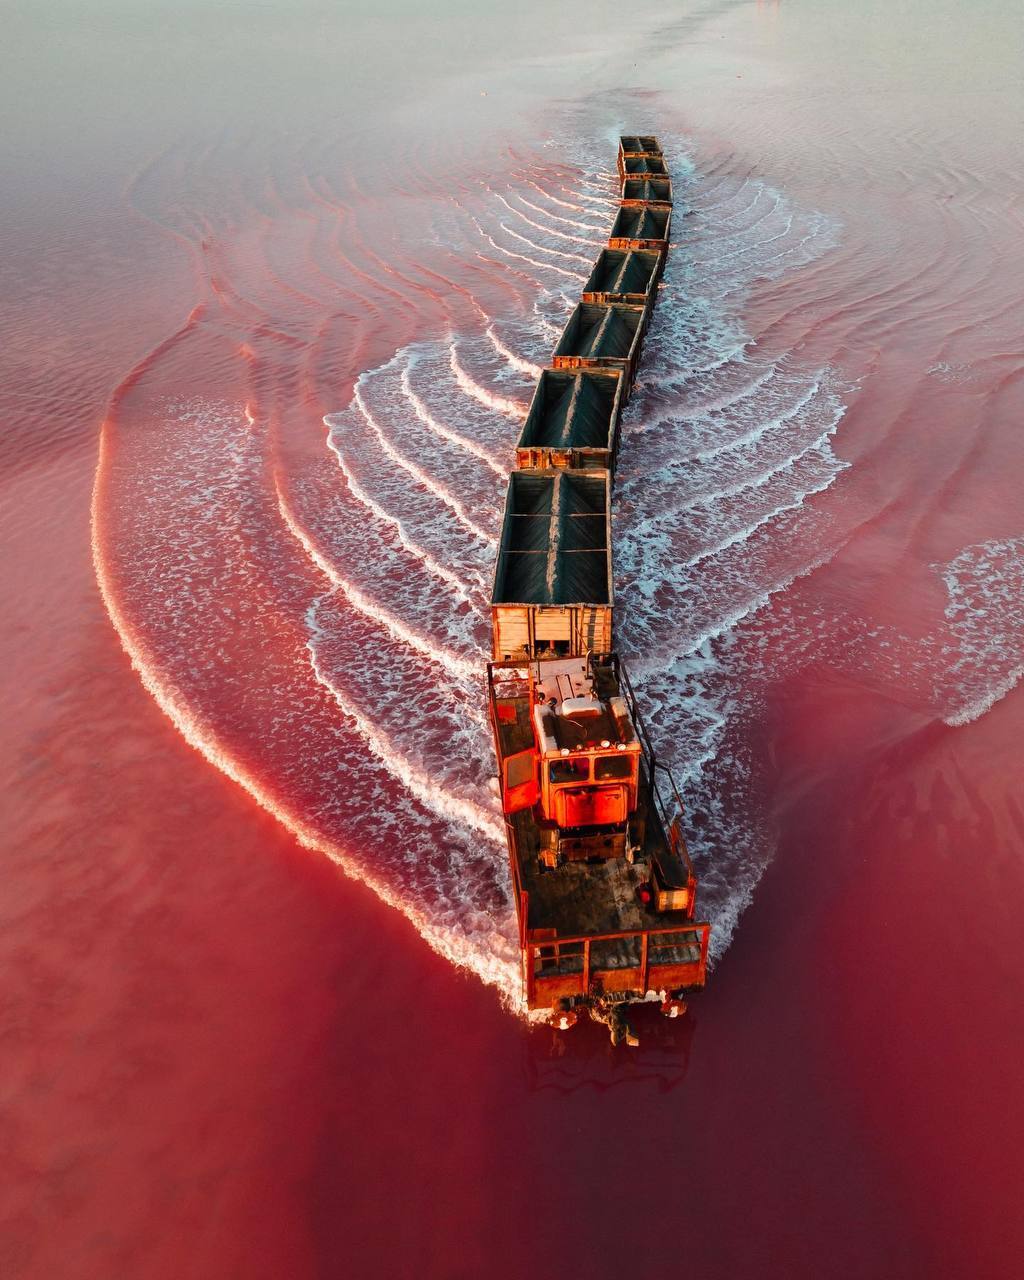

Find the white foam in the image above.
[
  {"left": 716, "top": 183, "right": 769, "bottom": 226},
  {"left": 635, "top": 541, "right": 848, "bottom": 674},
  {"left": 945, "top": 665, "right": 1024, "bottom": 727},
  {"left": 491, "top": 191, "right": 603, "bottom": 247},
  {"left": 305, "top": 599, "right": 505, "bottom": 842},
  {"left": 519, "top": 176, "right": 589, "bottom": 212},
  {"left": 677, "top": 463, "right": 845, "bottom": 570},
  {"left": 636, "top": 415, "right": 846, "bottom": 525},
  {"left": 448, "top": 341, "right": 529, "bottom": 418},
  {"left": 496, "top": 220, "right": 594, "bottom": 267},
  {"left": 577, "top": 176, "right": 616, "bottom": 197},
  {"left": 92, "top": 418, "right": 524, "bottom": 1008},
  {"left": 938, "top": 536, "right": 1024, "bottom": 726},
  {"left": 400, "top": 352, "right": 507, "bottom": 475},
  {"left": 471, "top": 216, "right": 585, "bottom": 281},
  {"left": 351, "top": 385, "right": 496, "bottom": 547},
  {"left": 324, "top": 412, "right": 475, "bottom": 601},
  {"left": 572, "top": 189, "right": 617, "bottom": 207},
  {"left": 483, "top": 326, "right": 544, "bottom": 379},
  {"left": 636, "top": 362, "right": 780, "bottom": 432},
  {"left": 629, "top": 374, "right": 828, "bottom": 482},
  {"left": 514, "top": 191, "right": 606, "bottom": 232},
  {"left": 275, "top": 480, "right": 480, "bottom": 680}
]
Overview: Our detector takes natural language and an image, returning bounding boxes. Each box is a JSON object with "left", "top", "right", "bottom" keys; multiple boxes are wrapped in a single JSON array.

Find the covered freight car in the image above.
[
  {"left": 582, "top": 249, "right": 663, "bottom": 307},
  {"left": 617, "top": 135, "right": 662, "bottom": 179},
  {"left": 551, "top": 301, "right": 647, "bottom": 388},
  {"left": 491, "top": 469, "right": 612, "bottom": 661},
  {"left": 515, "top": 369, "right": 624, "bottom": 473},
  {"left": 608, "top": 204, "right": 671, "bottom": 254},
  {"left": 620, "top": 177, "right": 673, "bottom": 206}
]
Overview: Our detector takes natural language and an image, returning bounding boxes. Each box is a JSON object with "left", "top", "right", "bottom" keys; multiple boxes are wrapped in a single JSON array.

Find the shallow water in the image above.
[{"left": 3, "top": 2, "right": 1024, "bottom": 1276}]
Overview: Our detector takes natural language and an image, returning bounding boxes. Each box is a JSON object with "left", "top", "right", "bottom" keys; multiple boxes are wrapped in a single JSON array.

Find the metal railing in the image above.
[
  {"left": 526, "top": 920, "right": 710, "bottom": 1005},
  {"left": 607, "top": 654, "right": 697, "bottom": 891}
]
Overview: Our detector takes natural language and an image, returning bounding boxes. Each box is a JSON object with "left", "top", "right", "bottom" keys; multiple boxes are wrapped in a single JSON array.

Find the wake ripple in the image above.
[
  {"left": 98, "top": 126, "right": 862, "bottom": 1003},
  {"left": 939, "top": 537, "right": 1024, "bottom": 726}
]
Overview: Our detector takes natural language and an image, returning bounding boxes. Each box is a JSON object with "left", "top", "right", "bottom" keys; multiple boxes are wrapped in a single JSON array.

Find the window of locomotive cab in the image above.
[
  {"left": 594, "top": 754, "right": 633, "bottom": 781},
  {"left": 505, "top": 752, "right": 535, "bottom": 789},
  {"left": 548, "top": 757, "right": 590, "bottom": 784}
]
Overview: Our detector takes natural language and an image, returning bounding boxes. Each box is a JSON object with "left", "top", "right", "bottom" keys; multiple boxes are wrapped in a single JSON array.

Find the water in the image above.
[{"left": 3, "top": 2, "right": 1024, "bottom": 1276}]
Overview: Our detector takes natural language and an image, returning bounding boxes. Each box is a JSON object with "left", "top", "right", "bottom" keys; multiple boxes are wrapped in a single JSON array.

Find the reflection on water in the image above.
[{"left": 522, "top": 1008, "right": 696, "bottom": 1096}]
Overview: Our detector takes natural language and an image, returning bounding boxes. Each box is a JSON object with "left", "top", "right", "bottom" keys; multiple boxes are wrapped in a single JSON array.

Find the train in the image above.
[{"left": 486, "top": 136, "right": 711, "bottom": 1045}]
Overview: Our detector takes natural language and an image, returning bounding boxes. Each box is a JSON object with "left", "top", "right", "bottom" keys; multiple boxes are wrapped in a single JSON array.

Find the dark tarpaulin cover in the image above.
[
  {"left": 621, "top": 178, "right": 672, "bottom": 203},
  {"left": 610, "top": 206, "right": 669, "bottom": 241},
  {"left": 493, "top": 471, "right": 610, "bottom": 606},
  {"left": 517, "top": 370, "right": 618, "bottom": 450},
  {"left": 554, "top": 303, "right": 641, "bottom": 361},
  {"left": 622, "top": 155, "right": 668, "bottom": 177},
  {"left": 584, "top": 249, "right": 657, "bottom": 297},
  {"left": 619, "top": 134, "right": 661, "bottom": 155}
]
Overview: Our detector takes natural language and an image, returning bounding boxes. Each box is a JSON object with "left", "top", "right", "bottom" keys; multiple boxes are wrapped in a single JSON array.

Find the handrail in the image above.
[
  {"left": 651, "top": 757, "right": 687, "bottom": 818},
  {"left": 535, "top": 939, "right": 586, "bottom": 956},
  {"left": 613, "top": 656, "right": 697, "bottom": 884},
  {"left": 504, "top": 814, "right": 525, "bottom": 893},
  {"left": 529, "top": 921, "right": 708, "bottom": 1000},
  {"left": 486, "top": 661, "right": 533, "bottom": 764},
  {"left": 529, "top": 920, "right": 709, "bottom": 951},
  {"left": 648, "top": 766, "right": 696, "bottom": 884},
  {"left": 612, "top": 655, "right": 659, "bottom": 771}
]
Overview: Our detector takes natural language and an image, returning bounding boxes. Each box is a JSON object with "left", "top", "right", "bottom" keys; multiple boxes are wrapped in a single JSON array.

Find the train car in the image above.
[
  {"left": 620, "top": 154, "right": 670, "bottom": 180},
  {"left": 581, "top": 248, "right": 663, "bottom": 307},
  {"left": 608, "top": 204, "right": 672, "bottom": 254},
  {"left": 551, "top": 301, "right": 648, "bottom": 389},
  {"left": 488, "top": 652, "right": 710, "bottom": 1032},
  {"left": 620, "top": 177, "right": 673, "bottom": 207},
  {"left": 491, "top": 469, "right": 612, "bottom": 662},
  {"left": 514, "top": 368, "right": 624, "bottom": 473},
  {"left": 617, "top": 134, "right": 662, "bottom": 180}
]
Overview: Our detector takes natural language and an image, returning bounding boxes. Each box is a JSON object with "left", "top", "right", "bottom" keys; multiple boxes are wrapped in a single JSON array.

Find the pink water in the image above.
[{"left": 4, "top": 1, "right": 1024, "bottom": 1276}]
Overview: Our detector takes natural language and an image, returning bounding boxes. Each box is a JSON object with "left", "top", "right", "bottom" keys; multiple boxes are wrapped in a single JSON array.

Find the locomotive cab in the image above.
[
  {"left": 490, "top": 654, "right": 647, "bottom": 869},
  {"left": 534, "top": 688, "right": 643, "bottom": 866}
]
